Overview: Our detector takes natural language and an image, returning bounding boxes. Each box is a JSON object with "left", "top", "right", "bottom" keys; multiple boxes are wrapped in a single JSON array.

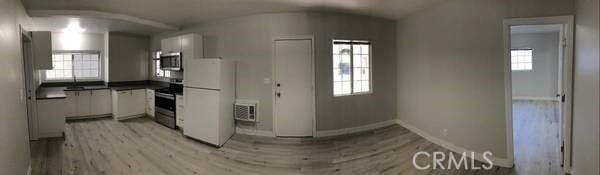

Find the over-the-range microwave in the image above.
[{"left": 160, "top": 52, "right": 182, "bottom": 71}]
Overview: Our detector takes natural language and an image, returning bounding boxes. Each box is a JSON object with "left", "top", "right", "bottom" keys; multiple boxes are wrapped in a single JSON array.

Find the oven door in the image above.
[
  {"left": 155, "top": 92, "right": 176, "bottom": 111},
  {"left": 155, "top": 107, "right": 176, "bottom": 129},
  {"left": 160, "top": 52, "right": 182, "bottom": 71}
]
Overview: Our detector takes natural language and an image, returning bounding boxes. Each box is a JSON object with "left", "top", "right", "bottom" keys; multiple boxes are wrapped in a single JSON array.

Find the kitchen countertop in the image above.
[
  {"left": 36, "top": 84, "right": 168, "bottom": 99},
  {"left": 36, "top": 87, "right": 68, "bottom": 100}
]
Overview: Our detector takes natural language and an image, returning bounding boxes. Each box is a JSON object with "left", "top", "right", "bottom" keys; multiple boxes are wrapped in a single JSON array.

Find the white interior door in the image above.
[
  {"left": 21, "top": 32, "right": 37, "bottom": 140},
  {"left": 274, "top": 38, "right": 314, "bottom": 137}
]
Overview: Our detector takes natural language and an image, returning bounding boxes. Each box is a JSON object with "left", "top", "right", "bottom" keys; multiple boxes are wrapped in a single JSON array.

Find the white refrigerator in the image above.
[{"left": 183, "top": 58, "right": 235, "bottom": 146}]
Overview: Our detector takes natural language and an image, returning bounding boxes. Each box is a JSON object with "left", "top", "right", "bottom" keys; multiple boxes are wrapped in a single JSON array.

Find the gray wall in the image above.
[
  {"left": 571, "top": 0, "right": 599, "bottom": 174},
  {"left": 0, "top": 0, "right": 32, "bottom": 174},
  {"left": 152, "top": 12, "right": 397, "bottom": 132},
  {"left": 511, "top": 32, "right": 559, "bottom": 98},
  {"left": 108, "top": 32, "right": 150, "bottom": 82},
  {"left": 396, "top": 0, "right": 573, "bottom": 159}
]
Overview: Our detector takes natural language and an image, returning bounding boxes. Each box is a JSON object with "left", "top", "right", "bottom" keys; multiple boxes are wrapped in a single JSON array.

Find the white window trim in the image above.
[
  {"left": 152, "top": 51, "right": 171, "bottom": 79},
  {"left": 42, "top": 50, "right": 104, "bottom": 82},
  {"left": 332, "top": 40, "right": 373, "bottom": 97}
]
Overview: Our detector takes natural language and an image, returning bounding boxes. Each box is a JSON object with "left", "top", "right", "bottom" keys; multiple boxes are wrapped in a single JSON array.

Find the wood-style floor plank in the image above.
[{"left": 31, "top": 117, "right": 518, "bottom": 175}]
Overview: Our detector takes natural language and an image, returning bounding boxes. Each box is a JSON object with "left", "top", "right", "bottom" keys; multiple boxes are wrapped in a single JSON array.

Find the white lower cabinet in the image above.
[
  {"left": 75, "top": 91, "right": 91, "bottom": 117},
  {"left": 146, "top": 89, "right": 155, "bottom": 117},
  {"left": 112, "top": 89, "right": 146, "bottom": 120},
  {"left": 176, "top": 94, "right": 184, "bottom": 127},
  {"left": 37, "top": 99, "right": 65, "bottom": 138},
  {"left": 132, "top": 89, "right": 146, "bottom": 114},
  {"left": 64, "top": 91, "right": 77, "bottom": 117},
  {"left": 65, "top": 89, "right": 111, "bottom": 119},
  {"left": 90, "top": 89, "right": 112, "bottom": 115}
]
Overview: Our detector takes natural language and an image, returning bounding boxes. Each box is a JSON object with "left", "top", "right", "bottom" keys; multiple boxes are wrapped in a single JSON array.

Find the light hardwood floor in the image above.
[
  {"left": 512, "top": 100, "right": 562, "bottom": 175},
  {"left": 31, "top": 117, "right": 514, "bottom": 175}
]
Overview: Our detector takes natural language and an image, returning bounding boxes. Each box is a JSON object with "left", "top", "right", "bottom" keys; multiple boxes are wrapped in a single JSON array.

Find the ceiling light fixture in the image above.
[{"left": 62, "top": 20, "right": 86, "bottom": 33}]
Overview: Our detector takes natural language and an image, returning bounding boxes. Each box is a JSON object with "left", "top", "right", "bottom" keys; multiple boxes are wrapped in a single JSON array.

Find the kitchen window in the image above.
[
  {"left": 511, "top": 49, "right": 533, "bottom": 71},
  {"left": 44, "top": 51, "right": 101, "bottom": 81},
  {"left": 153, "top": 51, "right": 171, "bottom": 78},
  {"left": 332, "top": 40, "right": 372, "bottom": 96}
]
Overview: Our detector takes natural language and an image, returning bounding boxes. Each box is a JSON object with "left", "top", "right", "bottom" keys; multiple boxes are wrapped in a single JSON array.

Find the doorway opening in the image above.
[{"left": 504, "top": 16, "right": 574, "bottom": 174}]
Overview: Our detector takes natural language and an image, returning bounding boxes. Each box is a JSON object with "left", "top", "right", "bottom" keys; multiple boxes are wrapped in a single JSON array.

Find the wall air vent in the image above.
[{"left": 234, "top": 100, "right": 258, "bottom": 122}]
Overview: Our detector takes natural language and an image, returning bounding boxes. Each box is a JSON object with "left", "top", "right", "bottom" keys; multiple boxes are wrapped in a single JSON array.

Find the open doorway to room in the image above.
[{"left": 504, "top": 16, "right": 574, "bottom": 175}]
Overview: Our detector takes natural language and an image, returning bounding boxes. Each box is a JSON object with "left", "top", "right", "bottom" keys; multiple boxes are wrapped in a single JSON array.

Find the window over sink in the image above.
[{"left": 44, "top": 51, "right": 102, "bottom": 81}]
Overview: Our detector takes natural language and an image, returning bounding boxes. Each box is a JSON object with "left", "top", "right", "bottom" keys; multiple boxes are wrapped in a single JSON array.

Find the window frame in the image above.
[
  {"left": 511, "top": 49, "right": 534, "bottom": 71},
  {"left": 332, "top": 40, "right": 373, "bottom": 97},
  {"left": 152, "top": 51, "right": 171, "bottom": 78},
  {"left": 43, "top": 50, "right": 103, "bottom": 82}
]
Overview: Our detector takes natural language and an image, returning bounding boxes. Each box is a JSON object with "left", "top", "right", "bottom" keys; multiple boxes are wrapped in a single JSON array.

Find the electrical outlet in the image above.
[{"left": 443, "top": 128, "right": 448, "bottom": 137}]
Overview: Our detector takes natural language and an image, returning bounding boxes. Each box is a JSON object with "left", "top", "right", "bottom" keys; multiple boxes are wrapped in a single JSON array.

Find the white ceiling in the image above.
[
  {"left": 22, "top": 0, "right": 444, "bottom": 28},
  {"left": 28, "top": 16, "right": 170, "bottom": 35}
]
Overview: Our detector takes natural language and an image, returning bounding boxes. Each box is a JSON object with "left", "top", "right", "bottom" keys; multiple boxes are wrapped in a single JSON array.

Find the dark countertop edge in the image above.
[
  {"left": 36, "top": 97, "right": 67, "bottom": 100},
  {"left": 109, "top": 85, "right": 166, "bottom": 91},
  {"left": 36, "top": 81, "right": 171, "bottom": 99},
  {"left": 63, "top": 86, "right": 110, "bottom": 91}
]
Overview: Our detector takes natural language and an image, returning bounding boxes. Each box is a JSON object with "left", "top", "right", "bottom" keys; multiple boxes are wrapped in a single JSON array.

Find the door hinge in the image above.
[
  {"left": 561, "top": 37, "right": 567, "bottom": 48},
  {"left": 561, "top": 144, "right": 564, "bottom": 153}
]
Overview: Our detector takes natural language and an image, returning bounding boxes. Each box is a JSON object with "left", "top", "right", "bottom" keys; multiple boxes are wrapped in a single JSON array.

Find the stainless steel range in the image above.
[{"left": 154, "top": 83, "right": 182, "bottom": 129}]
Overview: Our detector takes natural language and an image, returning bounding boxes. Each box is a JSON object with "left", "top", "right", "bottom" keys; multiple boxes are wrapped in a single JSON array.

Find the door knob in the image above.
[
  {"left": 277, "top": 83, "right": 281, "bottom": 87},
  {"left": 276, "top": 92, "right": 281, "bottom": 97}
]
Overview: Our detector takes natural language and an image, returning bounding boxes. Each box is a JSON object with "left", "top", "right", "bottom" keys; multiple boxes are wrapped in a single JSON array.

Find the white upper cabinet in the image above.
[
  {"left": 32, "top": 31, "right": 52, "bottom": 70},
  {"left": 161, "top": 34, "right": 203, "bottom": 65},
  {"left": 161, "top": 36, "right": 182, "bottom": 53},
  {"left": 181, "top": 33, "right": 204, "bottom": 59}
]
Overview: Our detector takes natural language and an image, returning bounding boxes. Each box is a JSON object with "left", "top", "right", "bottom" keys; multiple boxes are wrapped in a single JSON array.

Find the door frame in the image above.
[
  {"left": 271, "top": 35, "right": 316, "bottom": 137},
  {"left": 20, "top": 25, "right": 38, "bottom": 141},
  {"left": 503, "top": 16, "right": 574, "bottom": 173}
]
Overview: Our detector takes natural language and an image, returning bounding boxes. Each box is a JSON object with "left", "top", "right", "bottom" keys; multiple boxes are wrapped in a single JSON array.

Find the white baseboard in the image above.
[
  {"left": 396, "top": 119, "right": 513, "bottom": 168},
  {"left": 115, "top": 114, "right": 145, "bottom": 121},
  {"left": 512, "top": 96, "right": 559, "bottom": 101},
  {"left": 235, "top": 127, "right": 275, "bottom": 137},
  {"left": 37, "top": 132, "right": 63, "bottom": 139},
  {"left": 316, "top": 119, "right": 397, "bottom": 137}
]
